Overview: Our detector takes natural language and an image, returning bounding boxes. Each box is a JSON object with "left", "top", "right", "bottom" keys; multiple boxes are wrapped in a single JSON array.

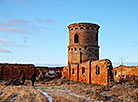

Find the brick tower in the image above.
[{"left": 68, "top": 23, "right": 100, "bottom": 64}]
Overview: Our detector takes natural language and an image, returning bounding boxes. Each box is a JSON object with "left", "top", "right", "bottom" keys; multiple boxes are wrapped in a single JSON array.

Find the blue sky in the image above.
[{"left": 0, "top": 0, "right": 138, "bottom": 66}]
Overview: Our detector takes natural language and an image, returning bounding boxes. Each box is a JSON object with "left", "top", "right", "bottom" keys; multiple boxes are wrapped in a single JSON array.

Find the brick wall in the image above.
[
  {"left": 36, "top": 66, "right": 64, "bottom": 78},
  {"left": 113, "top": 65, "right": 138, "bottom": 83},
  {"left": 79, "top": 61, "right": 91, "bottom": 84},
  {"left": 0, "top": 64, "right": 64, "bottom": 80},
  {"left": 70, "top": 64, "right": 79, "bottom": 81},
  {"left": 0, "top": 64, "right": 36, "bottom": 80},
  {"left": 68, "top": 23, "right": 100, "bottom": 64},
  {"left": 90, "top": 59, "right": 111, "bottom": 85},
  {"left": 62, "top": 59, "right": 113, "bottom": 86}
]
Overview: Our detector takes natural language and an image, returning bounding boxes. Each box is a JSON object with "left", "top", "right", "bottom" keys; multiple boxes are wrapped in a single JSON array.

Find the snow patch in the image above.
[
  {"left": 34, "top": 87, "right": 52, "bottom": 102},
  {"left": 11, "top": 94, "right": 20, "bottom": 100},
  {"left": 45, "top": 87, "right": 93, "bottom": 101},
  {"left": 68, "top": 92, "right": 92, "bottom": 101},
  {"left": 7, "top": 94, "right": 20, "bottom": 100}
]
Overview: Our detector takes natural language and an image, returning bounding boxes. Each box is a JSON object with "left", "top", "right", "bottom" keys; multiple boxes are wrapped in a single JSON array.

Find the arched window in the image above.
[
  {"left": 96, "top": 65, "right": 100, "bottom": 75},
  {"left": 74, "top": 34, "right": 79, "bottom": 43},
  {"left": 82, "top": 67, "right": 85, "bottom": 75},
  {"left": 86, "top": 27, "right": 89, "bottom": 29},
  {"left": 91, "top": 28, "right": 94, "bottom": 30},
  {"left": 72, "top": 68, "right": 75, "bottom": 74},
  {"left": 80, "top": 27, "right": 83, "bottom": 29},
  {"left": 75, "top": 28, "right": 78, "bottom": 30},
  {"left": 114, "top": 70, "right": 117, "bottom": 75},
  {"left": 96, "top": 34, "right": 98, "bottom": 41}
]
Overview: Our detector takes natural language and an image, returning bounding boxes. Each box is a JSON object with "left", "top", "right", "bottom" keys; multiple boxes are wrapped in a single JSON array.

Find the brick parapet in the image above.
[{"left": 68, "top": 23, "right": 100, "bottom": 31}]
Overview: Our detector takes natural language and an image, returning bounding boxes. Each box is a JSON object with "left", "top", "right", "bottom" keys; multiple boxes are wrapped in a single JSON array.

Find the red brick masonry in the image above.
[
  {"left": 113, "top": 65, "right": 138, "bottom": 83},
  {"left": 62, "top": 59, "right": 114, "bottom": 86},
  {"left": 62, "top": 22, "right": 138, "bottom": 86},
  {"left": 0, "top": 64, "right": 35, "bottom": 80},
  {"left": 0, "top": 64, "right": 63, "bottom": 80}
]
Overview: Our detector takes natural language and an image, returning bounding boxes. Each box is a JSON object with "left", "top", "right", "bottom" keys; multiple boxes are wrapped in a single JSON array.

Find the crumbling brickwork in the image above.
[
  {"left": 68, "top": 23, "right": 100, "bottom": 64},
  {"left": 113, "top": 65, "right": 138, "bottom": 83},
  {"left": 36, "top": 67, "right": 64, "bottom": 79},
  {"left": 0, "top": 64, "right": 64, "bottom": 80},
  {"left": 62, "top": 59, "right": 113, "bottom": 86},
  {"left": 0, "top": 64, "right": 35, "bottom": 80},
  {"left": 62, "top": 22, "right": 114, "bottom": 86}
]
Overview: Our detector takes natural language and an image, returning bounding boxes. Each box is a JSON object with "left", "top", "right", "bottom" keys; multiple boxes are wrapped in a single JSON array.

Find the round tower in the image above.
[{"left": 68, "top": 23, "right": 100, "bottom": 64}]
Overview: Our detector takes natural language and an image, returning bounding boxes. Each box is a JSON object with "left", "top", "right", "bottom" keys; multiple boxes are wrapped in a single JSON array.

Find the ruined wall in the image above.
[
  {"left": 0, "top": 64, "right": 36, "bottom": 80},
  {"left": 36, "top": 67, "right": 64, "bottom": 78},
  {"left": 62, "top": 66, "right": 69, "bottom": 79},
  {"left": 90, "top": 59, "right": 113, "bottom": 85},
  {"left": 0, "top": 64, "right": 64, "bottom": 80},
  {"left": 79, "top": 61, "right": 91, "bottom": 84},
  {"left": 62, "top": 59, "right": 113, "bottom": 86},
  {"left": 0, "top": 67, "right": 2, "bottom": 79},
  {"left": 113, "top": 65, "right": 138, "bottom": 83},
  {"left": 70, "top": 64, "right": 79, "bottom": 81},
  {"left": 68, "top": 23, "right": 100, "bottom": 64}
]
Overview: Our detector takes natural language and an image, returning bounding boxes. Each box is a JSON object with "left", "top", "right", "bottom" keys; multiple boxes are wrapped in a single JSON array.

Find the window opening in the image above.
[
  {"left": 85, "top": 47, "right": 87, "bottom": 50},
  {"left": 80, "top": 27, "right": 83, "bottom": 29},
  {"left": 114, "top": 70, "right": 117, "bottom": 75},
  {"left": 74, "top": 34, "right": 79, "bottom": 43},
  {"left": 96, "top": 34, "right": 98, "bottom": 41},
  {"left": 72, "top": 68, "right": 75, "bottom": 74},
  {"left": 92, "top": 28, "right": 94, "bottom": 30},
  {"left": 96, "top": 65, "right": 100, "bottom": 75},
  {"left": 75, "top": 28, "right": 78, "bottom": 30},
  {"left": 82, "top": 67, "right": 85, "bottom": 75}
]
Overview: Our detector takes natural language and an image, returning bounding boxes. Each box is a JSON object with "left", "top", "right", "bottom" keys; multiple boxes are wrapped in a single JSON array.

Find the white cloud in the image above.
[
  {"left": 0, "top": 39, "right": 14, "bottom": 44},
  {"left": 0, "top": 48, "right": 12, "bottom": 54},
  {"left": 4, "top": 44, "right": 28, "bottom": 47},
  {"left": 0, "top": 18, "right": 28, "bottom": 26},
  {"left": 36, "top": 18, "right": 56, "bottom": 24},
  {"left": 8, "top": 18, "right": 28, "bottom": 25},
  {"left": 0, "top": 27, "right": 26, "bottom": 34},
  {"left": 0, "top": 39, "right": 8, "bottom": 43}
]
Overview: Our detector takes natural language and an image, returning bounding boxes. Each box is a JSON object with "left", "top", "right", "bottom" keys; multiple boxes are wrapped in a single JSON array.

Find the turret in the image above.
[{"left": 68, "top": 23, "right": 100, "bottom": 64}]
